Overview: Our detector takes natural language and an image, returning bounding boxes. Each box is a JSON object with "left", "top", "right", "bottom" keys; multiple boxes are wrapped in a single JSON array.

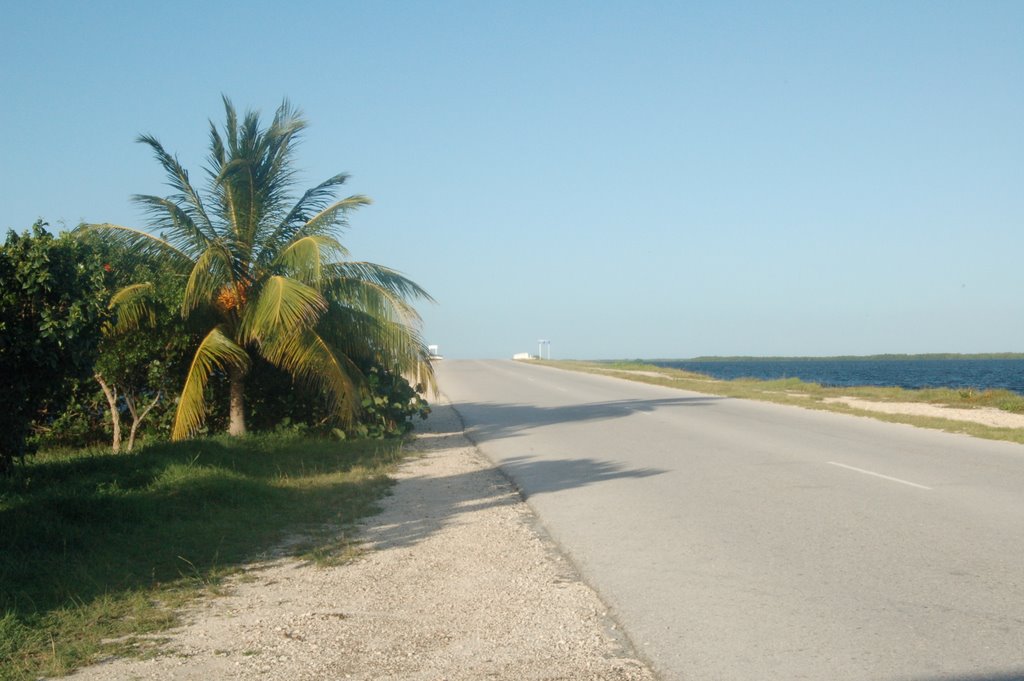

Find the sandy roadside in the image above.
[
  {"left": 821, "top": 396, "right": 1024, "bottom": 429},
  {"left": 64, "top": 399, "right": 656, "bottom": 681}
]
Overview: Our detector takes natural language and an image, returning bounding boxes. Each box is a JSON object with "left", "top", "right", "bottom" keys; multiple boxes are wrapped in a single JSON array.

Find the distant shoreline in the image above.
[{"left": 651, "top": 353, "right": 1024, "bottom": 363}]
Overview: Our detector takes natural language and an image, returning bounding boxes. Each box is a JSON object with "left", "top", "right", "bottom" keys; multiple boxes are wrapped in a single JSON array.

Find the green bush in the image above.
[
  {"left": 353, "top": 364, "right": 431, "bottom": 439},
  {"left": 0, "top": 223, "right": 109, "bottom": 472}
]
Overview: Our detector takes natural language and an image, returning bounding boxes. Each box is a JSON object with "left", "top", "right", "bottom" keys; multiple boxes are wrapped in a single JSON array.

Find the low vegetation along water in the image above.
[{"left": 653, "top": 356, "right": 1024, "bottom": 395}]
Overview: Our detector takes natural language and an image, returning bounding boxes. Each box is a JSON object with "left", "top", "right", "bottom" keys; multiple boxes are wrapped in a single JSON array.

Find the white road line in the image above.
[{"left": 826, "top": 461, "right": 933, "bottom": 490}]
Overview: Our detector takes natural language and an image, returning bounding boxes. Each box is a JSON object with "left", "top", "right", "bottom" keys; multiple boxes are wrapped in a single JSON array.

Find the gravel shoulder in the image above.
[{"left": 65, "top": 399, "right": 655, "bottom": 681}]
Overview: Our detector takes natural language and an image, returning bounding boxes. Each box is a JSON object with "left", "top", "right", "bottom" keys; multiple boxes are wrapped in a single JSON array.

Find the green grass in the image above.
[
  {"left": 540, "top": 359, "right": 1024, "bottom": 444},
  {"left": 0, "top": 432, "right": 404, "bottom": 680}
]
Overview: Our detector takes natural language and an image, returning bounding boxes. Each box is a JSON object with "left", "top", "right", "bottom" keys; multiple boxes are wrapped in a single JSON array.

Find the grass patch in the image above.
[
  {"left": 0, "top": 432, "right": 403, "bottom": 680},
  {"left": 540, "top": 360, "right": 1024, "bottom": 444}
]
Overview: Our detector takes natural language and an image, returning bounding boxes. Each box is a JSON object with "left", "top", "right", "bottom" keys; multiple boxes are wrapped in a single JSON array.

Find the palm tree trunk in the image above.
[{"left": 228, "top": 366, "right": 247, "bottom": 436}]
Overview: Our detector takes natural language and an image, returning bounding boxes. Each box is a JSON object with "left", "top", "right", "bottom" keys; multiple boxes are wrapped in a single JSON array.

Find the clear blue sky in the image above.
[{"left": 3, "top": 1, "right": 1022, "bottom": 359}]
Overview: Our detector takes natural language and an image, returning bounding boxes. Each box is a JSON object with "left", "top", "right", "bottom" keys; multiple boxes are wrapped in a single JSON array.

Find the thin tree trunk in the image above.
[
  {"left": 95, "top": 373, "right": 121, "bottom": 453},
  {"left": 228, "top": 366, "right": 247, "bottom": 436},
  {"left": 125, "top": 391, "right": 161, "bottom": 452}
]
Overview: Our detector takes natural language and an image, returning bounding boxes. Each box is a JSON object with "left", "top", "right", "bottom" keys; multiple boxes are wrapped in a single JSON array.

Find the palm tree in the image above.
[{"left": 82, "top": 97, "right": 434, "bottom": 440}]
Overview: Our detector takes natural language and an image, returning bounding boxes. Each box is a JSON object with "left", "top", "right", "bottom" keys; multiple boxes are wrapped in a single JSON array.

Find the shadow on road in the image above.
[
  {"left": 363, "top": 402, "right": 666, "bottom": 551},
  {"left": 448, "top": 395, "right": 722, "bottom": 443},
  {"left": 493, "top": 454, "right": 661, "bottom": 498}
]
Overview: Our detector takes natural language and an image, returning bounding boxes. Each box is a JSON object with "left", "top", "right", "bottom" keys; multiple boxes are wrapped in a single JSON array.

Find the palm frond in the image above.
[
  {"left": 279, "top": 173, "right": 352, "bottom": 227},
  {"left": 274, "top": 235, "right": 350, "bottom": 286},
  {"left": 331, "top": 276, "right": 422, "bottom": 328},
  {"left": 212, "top": 98, "right": 308, "bottom": 265},
  {"left": 205, "top": 121, "right": 230, "bottom": 222},
  {"left": 107, "top": 283, "right": 156, "bottom": 333},
  {"left": 320, "top": 261, "right": 435, "bottom": 391},
  {"left": 214, "top": 157, "right": 251, "bottom": 254},
  {"left": 258, "top": 175, "right": 358, "bottom": 260},
  {"left": 301, "top": 195, "right": 372, "bottom": 238},
  {"left": 238, "top": 275, "right": 326, "bottom": 344},
  {"left": 270, "top": 98, "right": 306, "bottom": 138},
  {"left": 182, "top": 243, "right": 234, "bottom": 317},
  {"left": 259, "top": 328, "right": 361, "bottom": 425},
  {"left": 324, "top": 261, "right": 435, "bottom": 332},
  {"left": 264, "top": 100, "right": 304, "bottom": 186},
  {"left": 74, "top": 223, "right": 194, "bottom": 269},
  {"left": 131, "top": 195, "right": 213, "bottom": 258},
  {"left": 319, "top": 304, "right": 436, "bottom": 395},
  {"left": 207, "top": 120, "right": 227, "bottom": 173},
  {"left": 135, "top": 134, "right": 215, "bottom": 239},
  {"left": 326, "top": 261, "right": 435, "bottom": 303},
  {"left": 171, "top": 326, "right": 250, "bottom": 440}
]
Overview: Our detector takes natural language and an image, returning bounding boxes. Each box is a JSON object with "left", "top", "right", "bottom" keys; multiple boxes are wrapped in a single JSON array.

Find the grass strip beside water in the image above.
[
  {"left": 541, "top": 360, "right": 1024, "bottom": 445},
  {"left": 0, "top": 432, "right": 403, "bottom": 680}
]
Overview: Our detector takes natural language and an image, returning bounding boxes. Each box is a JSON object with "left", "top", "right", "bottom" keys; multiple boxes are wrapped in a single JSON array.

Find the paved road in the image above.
[{"left": 435, "top": 360, "right": 1024, "bottom": 681}]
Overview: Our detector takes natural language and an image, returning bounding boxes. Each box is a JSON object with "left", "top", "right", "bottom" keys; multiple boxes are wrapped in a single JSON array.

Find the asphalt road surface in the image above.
[{"left": 435, "top": 360, "right": 1024, "bottom": 681}]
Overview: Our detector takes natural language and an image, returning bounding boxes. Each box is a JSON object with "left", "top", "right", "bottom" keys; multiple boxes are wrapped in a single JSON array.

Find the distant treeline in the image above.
[{"left": 664, "top": 353, "right": 1024, "bottom": 362}]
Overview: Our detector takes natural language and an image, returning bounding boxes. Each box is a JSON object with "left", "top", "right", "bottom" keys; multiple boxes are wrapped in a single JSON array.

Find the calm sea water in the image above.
[{"left": 652, "top": 359, "right": 1024, "bottom": 395}]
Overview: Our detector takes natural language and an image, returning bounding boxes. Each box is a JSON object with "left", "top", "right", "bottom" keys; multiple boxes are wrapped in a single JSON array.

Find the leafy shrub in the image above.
[
  {"left": 0, "top": 223, "right": 109, "bottom": 472},
  {"left": 351, "top": 364, "right": 431, "bottom": 439}
]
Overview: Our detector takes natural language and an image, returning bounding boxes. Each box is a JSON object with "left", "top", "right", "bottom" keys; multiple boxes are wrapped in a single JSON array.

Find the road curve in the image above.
[{"left": 435, "top": 359, "right": 1024, "bottom": 681}]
